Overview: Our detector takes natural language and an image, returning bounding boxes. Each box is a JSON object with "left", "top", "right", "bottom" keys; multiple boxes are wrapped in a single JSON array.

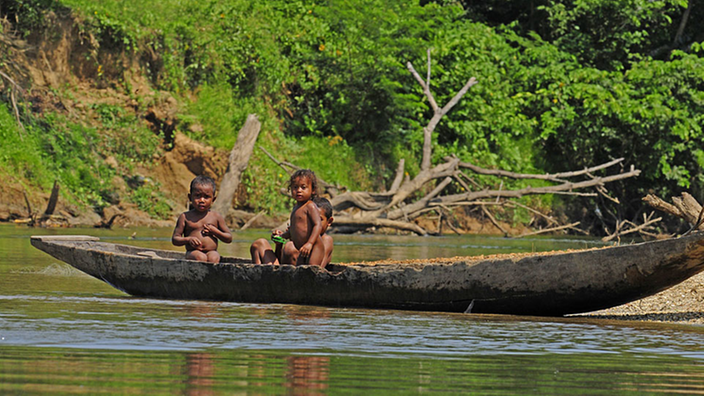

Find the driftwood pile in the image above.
[{"left": 261, "top": 50, "right": 642, "bottom": 236}]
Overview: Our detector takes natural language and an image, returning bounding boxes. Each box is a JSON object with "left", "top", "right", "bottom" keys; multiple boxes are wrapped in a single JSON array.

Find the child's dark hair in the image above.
[
  {"left": 190, "top": 175, "right": 217, "bottom": 195},
  {"left": 289, "top": 169, "right": 318, "bottom": 197},
  {"left": 313, "top": 197, "right": 333, "bottom": 219}
]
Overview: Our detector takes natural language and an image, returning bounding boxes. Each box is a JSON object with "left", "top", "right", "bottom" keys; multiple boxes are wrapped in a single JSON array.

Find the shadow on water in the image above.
[{"left": 1, "top": 224, "right": 704, "bottom": 394}]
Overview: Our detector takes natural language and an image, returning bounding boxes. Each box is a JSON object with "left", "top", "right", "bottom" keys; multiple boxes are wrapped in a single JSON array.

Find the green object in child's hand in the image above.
[{"left": 271, "top": 235, "right": 286, "bottom": 244}]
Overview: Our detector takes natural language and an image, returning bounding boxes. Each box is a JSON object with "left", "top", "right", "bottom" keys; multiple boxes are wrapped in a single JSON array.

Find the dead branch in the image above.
[
  {"left": 429, "top": 165, "right": 639, "bottom": 210},
  {"left": 481, "top": 205, "right": 508, "bottom": 237},
  {"left": 333, "top": 216, "right": 428, "bottom": 236},
  {"left": 455, "top": 157, "right": 626, "bottom": 183},
  {"left": 256, "top": 49, "right": 641, "bottom": 236},
  {"left": 44, "top": 181, "right": 59, "bottom": 216},
  {"left": 505, "top": 201, "right": 559, "bottom": 226},
  {"left": 602, "top": 214, "right": 661, "bottom": 242},
  {"left": 213, "top": 114, "right": 261, "bottom": 217},
  {"left": 22, "top": 190, "right": 33, "bottom": 218},
  {"left": 407, "top": 51, "right": 478, "bottom": 171},
  {"left": 643, "top": 194, "right": 680, "bottom": 217},
  {"left": 644, "top": 192, "right": 704, "bottom": 233},
  {"left": 94, "top": 214, "right": 123, "bottom": 229},
  {"left": 259, "top": 145, "right": 341, "bottom": 197},
  {"left": 241, "top": 210, "right": 265, "bottom": 231},
  {"left": 0, "top": 69, "right": 26, "bottom": 132},
  {"left": 672, "top": 193, "right": 703, "bottom": 226},
  {"left": 518, "top": 222, "right": 581, "bottom": 238},
  {"left": 259, "top": 145, "right": 298, "bottom": 175},
  {"left": 388, "top": 159, "right": 405, "bottom": 194}
]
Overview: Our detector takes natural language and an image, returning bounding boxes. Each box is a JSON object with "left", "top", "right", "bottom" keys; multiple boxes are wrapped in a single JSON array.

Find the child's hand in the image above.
[
  {"left": 188, "top": 237, "right": 202, "bottom": 248},
  {"left": 299, "top": 242, "right": 313, "bottom": 258},
  {"left": 271, "top": 230, "right": 286, "bottom": 244},
  {"left": 203, "top": 223, "right": 218, "bottom": 236}
]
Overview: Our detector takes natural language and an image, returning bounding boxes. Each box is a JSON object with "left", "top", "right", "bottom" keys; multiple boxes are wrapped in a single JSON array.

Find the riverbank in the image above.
[{"left": 574, "top": 272, "right": 704, "bottom": 325}]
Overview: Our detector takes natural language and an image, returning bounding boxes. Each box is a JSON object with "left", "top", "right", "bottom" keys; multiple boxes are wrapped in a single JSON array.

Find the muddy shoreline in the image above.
[{"left": 572, "top": 272, "right": 704, "bottom": 325}]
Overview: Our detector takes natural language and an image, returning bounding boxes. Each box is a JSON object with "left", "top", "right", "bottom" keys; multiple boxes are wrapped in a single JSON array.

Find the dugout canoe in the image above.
[{"left": 30, "top": 233, "right": 704, "bottom": 316}]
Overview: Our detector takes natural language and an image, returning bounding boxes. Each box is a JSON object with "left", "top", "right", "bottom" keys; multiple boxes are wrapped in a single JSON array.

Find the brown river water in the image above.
[{"left": 1, "top": 224, "right": 703, "bottom": 394}]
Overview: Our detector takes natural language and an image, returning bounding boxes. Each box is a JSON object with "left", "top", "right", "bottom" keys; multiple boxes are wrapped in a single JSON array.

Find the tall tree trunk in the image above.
[{"left": 213, "top": 114, "right": 261, "bottom": 217}]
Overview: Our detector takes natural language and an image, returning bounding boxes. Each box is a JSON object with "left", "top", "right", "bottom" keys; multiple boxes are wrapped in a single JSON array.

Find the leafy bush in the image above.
[
  {"left": 3, "top": 0, "right": 704, "bottom": 232},
  {"left": 128, "top": 182, "right": 172, "bottom": 220}
]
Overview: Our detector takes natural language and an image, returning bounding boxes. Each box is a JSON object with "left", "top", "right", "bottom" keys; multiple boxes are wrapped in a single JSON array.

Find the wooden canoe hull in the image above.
[{"left": 30, "top": 233, "right": 704, "bottom": 316}]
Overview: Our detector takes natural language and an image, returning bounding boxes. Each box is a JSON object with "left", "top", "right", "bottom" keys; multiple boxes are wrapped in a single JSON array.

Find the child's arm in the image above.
[
  {"left": 203, "top": 213, "right": 233, "bottom": 243},
  {"left": 172, "top": 213, "right": 200, "bottom": 247},
  {"left": 322, "top": 235, "right": 334, "bottom": 266},
  {"left": 299, "top": 203, "right": 323, "bottom": 258}
]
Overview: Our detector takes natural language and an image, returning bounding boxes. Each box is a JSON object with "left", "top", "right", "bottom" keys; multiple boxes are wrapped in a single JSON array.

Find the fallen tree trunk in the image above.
[{"left": 644, "top": 193, "right": 704, "bottom": 232}]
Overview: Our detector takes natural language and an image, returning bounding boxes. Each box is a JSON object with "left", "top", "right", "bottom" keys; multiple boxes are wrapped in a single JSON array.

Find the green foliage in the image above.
[
  {"left": 92, "top": 103, "right": 161, "bottom": 166},
  {"left": 0, "top": 104, "right": 116, "bottom": 208},
  {"left": 128, "top": 182, "right": 172, "bottom": 220},
  {"left": 38, "top": 113, "right": 116, "bottom": 209},
  {"left": 0, "top": 103, "right": 47, "bottom": 182},
  {"left": 536, "top": 0, "right": 687, "bottom": 70},
  {"left": 0, "top": 0, "right": 61, "bottom": 36},
  {"left": 3, "top": 0, "right": 704, "bottom": 233}
]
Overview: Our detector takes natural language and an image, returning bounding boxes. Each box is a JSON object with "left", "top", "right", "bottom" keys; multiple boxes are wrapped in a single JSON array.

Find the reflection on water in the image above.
[
  {"left": 1, "top": 224, "right": 704, "bottom": 394},
  {"left": 2, "top": 346, "right": 704, "bottom": 394}
]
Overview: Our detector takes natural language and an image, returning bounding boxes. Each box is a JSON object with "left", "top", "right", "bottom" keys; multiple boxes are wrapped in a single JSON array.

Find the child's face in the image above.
[
  {"left": 189, "top": 184, "right": 215, "bottom": 212},
  {"left": 290, "top": 176, "right": 314, "bottom": 203},
  {"left": 319, "top": 212, "right": 330, "bottom": 234}
]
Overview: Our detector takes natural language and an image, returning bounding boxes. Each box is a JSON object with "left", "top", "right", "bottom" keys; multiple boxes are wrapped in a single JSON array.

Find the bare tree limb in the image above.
[
  {"left": 407, "top": 53, "right": 477, "bottom": 171},
  {"left": 643, "top": 194, "right": 680, "bottom": 217},
  {"left": 518, "top": 222, "right": 581, "bottom": 238},
  {"left": 0, "top": 70, "right": 26, "bottom": 133},
  {"left": 454, "top": 157, "right": 626, "bottom": 182},
  {"left": 259, "top": 145, "right": 341, "bottom": 197},
  {"left": 481, "top": 205, "right": 508, "bottom": 237},
  {"left": 334, "top": 216, "right": 428, "bottom": 236},
  {"left": 505, "top": 201, "right": 559, "bottom": 226},
  {"left": 255, "top": 49, "right": 641, "bottom": 237},
  {"left": 673, "top": 0, "right": 693, "bottom": 47},
  {"left": 431, "top": 167, "right": 640, "bottom": 208},
  {"left": 602, "top": 216, "right": 661, "bottom": 242},
  {"left": 388, "top": 159, "right": 405, "bottom": 194},
  {"left": 44, "top": 181, "right": 59, "bottom": 216},
  {"left": 440, "top": 76, "right": 478, "bottom": 116},
  {"left": 241, "top": 210, "right": 265, "bottom": 231}
]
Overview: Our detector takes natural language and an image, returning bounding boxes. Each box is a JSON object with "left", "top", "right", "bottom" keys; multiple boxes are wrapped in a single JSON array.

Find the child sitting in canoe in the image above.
[
  {"left": 250, "top": 196, "right": 334, "bottom": 267},
  {"left": 172, "top": 175, "right": 232, "bottom": 263},
  {"left": 250, "top": 170, "right": 332, "bottom": 267}
]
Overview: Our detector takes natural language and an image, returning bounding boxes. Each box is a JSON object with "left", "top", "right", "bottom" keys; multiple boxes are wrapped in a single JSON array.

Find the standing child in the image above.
[
  {"left": 276, "top": 169, "right": 327, "bottom": 266},
  {"left": 172, "top": 175, "right": 232, "bottom": 263}
]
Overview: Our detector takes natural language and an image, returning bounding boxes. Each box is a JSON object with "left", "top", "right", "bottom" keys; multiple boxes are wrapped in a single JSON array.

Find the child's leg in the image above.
[
  {"left": 296, "top": 236, "right": 326, "bottom": 267},
  {"left": 307, "top": 237, "right": 327, "bottom": 267},
  {"left": 186, "top": 250, "right": 208, "bottom": 262},
  {"left": 206, "top": 250, "right": 221, "bottom": 263},
  {"left": 250, "top": 238, "right": 279, "bottom": 265},
  {"left": 250, "top": 239, "right": 268, "bottom": 264},
  {"left": 282, "top": 241, "right": 299, "bottom": 265}
]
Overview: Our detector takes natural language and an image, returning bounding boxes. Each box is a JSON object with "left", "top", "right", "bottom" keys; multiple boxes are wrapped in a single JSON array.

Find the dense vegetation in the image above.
[{"left": 1, "top": 0, "right": 703, "bottom": 233}]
